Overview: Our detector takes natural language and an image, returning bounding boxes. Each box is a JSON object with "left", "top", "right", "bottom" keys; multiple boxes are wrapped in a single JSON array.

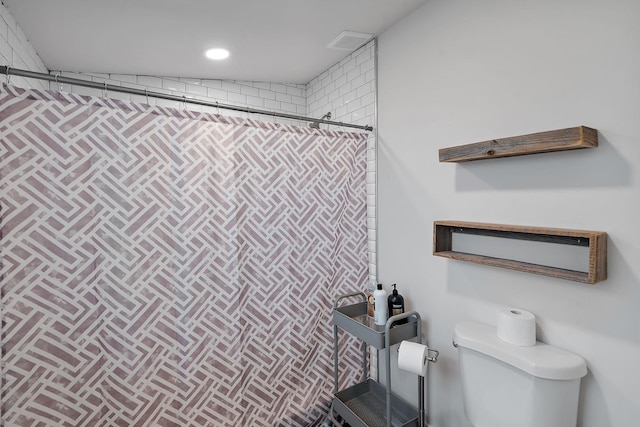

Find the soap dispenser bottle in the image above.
[
  {"left": 373, "top": 284, "right": 388, "bottom": 326},
  {"left": 387, "top": 284, "right": 406, "bottom": 324}
]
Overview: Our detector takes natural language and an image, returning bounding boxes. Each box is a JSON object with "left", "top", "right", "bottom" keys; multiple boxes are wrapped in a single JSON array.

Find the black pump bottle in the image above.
[{"left": 387, "top": 284, "right": 405, "bottom": 323}]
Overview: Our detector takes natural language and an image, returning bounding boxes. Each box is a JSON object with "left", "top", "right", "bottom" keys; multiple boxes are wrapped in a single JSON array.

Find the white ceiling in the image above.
[{"left": 4, "top": 0, "right": 426, "bottom": 84}]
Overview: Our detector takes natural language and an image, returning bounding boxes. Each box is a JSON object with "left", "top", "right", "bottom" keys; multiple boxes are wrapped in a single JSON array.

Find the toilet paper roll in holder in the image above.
[
  {"left": 397, "top": 343, "right": 439, "bottom": 364},
  {"left": 389, "top": 314, "right": 438, "bottom": 427}
]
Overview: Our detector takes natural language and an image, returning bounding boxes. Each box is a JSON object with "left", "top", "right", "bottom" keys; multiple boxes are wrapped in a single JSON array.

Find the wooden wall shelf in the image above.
[
  {"left": 439, "top": 126, "right": 598, "bottom": 162},
  {"left": 433, "top": 221, "right": 607, "bottom": 284}
]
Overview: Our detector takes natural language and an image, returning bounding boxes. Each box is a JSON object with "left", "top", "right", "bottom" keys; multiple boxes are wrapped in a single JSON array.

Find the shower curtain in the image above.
[{"left": 0, "top": 83, "right": 367, "bottom": 426}]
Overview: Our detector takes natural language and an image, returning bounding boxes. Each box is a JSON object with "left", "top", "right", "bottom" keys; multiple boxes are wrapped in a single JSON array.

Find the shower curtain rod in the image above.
[{"left": 0, "top": 66, "right": 373, "bottom": 131}]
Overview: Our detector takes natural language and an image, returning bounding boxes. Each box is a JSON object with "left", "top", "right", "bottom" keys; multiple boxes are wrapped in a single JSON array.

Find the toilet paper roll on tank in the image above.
[{"left": 496, "top": 307, "right": 537, "bottom": 346}]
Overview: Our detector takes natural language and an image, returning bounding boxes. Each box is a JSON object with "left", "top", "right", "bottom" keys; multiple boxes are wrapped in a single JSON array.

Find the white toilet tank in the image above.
[{"left": 453, "top": 321, "right": 587, "bottom": 427}]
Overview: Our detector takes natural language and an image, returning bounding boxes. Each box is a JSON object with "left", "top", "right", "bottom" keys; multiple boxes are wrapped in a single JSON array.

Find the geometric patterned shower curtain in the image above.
[{"left": 0, "top": 83, "right": 367, "bottom": 426}]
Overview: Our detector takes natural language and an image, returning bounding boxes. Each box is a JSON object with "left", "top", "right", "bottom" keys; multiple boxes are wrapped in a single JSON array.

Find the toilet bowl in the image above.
[{"left": 453, "top": 321, "right": 587, "bottom": 427}]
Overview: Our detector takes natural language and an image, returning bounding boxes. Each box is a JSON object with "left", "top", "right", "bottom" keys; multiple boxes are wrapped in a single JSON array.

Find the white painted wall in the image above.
[{"left": 377, "top": 0, "right": 640, "bottom": 426}]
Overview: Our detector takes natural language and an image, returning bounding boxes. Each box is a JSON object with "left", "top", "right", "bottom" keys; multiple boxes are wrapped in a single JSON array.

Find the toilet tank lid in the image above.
[{"left": 454, "top": 321, "right": 587, "bottom": 380}]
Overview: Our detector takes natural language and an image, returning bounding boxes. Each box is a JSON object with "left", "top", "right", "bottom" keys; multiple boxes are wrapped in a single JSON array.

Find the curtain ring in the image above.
[
  {"left": 215, "top": 101, "right": 220, "bottom": 116},
  {"left": 145, "top": 88, "right": 149, "bottom": 105},
  {"left": 5, "top": 66, "right": 10, "bottom": 84},
  {"left": 54, "top": 73, "right": 62, "bottom": 91},
  {"left": 102, "top": 81, "right": 108, "bottom": 98}
]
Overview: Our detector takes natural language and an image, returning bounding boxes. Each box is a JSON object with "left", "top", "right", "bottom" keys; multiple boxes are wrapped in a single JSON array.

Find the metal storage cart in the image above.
[{"left": 329, "top": 292, "right": 438, "bottom": 427}]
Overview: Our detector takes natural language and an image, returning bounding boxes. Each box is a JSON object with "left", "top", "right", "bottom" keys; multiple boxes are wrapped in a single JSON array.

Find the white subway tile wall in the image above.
[
  {"left": 308, "top": 40, "right": 377, "bottom": 283},
  {"left": 0, "top": 3, "right": 47, "bottom": 90},
  {"left": 47, "top": 71, "right": 308, "bottom": 126},
  {"left": 1, "top": 1, "right": 377, "bottom": 295},
  {"left": 307, "top": 40, "right": 378, "bottom": 380}
]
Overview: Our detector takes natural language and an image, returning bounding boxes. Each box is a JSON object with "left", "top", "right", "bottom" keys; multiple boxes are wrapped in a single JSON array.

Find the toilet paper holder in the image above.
[
  {"left": 397, "top": 344, "right": 439, "bottom": 363},
  {"left": 426, "top": 348, "right": 439, "bottom": 363}
]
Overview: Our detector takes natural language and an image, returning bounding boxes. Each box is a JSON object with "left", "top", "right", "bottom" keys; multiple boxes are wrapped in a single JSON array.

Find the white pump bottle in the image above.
[{"left": 373, "top": 284, "right": 388, "bottom": 326}]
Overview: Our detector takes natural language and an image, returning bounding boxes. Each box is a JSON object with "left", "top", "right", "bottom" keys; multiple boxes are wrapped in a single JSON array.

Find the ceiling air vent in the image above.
[{"left": 327, "top": 31, "right": 374, "bottom": 51}]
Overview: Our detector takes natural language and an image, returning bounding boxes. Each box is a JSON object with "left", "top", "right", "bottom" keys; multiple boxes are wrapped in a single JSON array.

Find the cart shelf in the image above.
[
  {"left": 333, "top": 302, "right": 418, "bottom": 349},
  {"left": 333, "top": 379, "right": 418, "bottom": 427}
]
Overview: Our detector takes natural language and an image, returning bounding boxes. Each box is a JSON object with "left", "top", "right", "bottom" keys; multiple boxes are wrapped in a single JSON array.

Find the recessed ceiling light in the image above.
[{"left": 204, "top": 48, "right": 230, "bottom": 60}]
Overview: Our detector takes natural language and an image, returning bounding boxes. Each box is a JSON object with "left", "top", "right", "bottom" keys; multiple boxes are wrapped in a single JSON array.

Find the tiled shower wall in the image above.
[
  {"left": 306, "top": 40, "right": 379, "bottom": 379},
  {"left": 307, "top": 40, "right": 377, "bottom": 283},
  {"left": 0, "top": 3, "right": 47, "bottom": 90},
  {"left": 0, "top": 0, "right": 377, "bottom": 285},
  {"left": 47, "top": 71, "right": 309, "bottom": 122}
]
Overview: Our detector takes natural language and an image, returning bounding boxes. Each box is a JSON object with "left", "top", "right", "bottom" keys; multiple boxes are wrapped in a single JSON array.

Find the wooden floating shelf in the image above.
[
  {"left": 433, "top": 221, "right": 607, "bottom": 284},
  {"left": 439, "top": 126, "right": 598, "bottom": 162}
]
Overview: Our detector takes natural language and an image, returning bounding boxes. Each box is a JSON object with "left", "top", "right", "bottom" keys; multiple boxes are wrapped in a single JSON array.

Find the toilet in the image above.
[{"left": 453, "top": 321, "right": 587, "bottom": 427}]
